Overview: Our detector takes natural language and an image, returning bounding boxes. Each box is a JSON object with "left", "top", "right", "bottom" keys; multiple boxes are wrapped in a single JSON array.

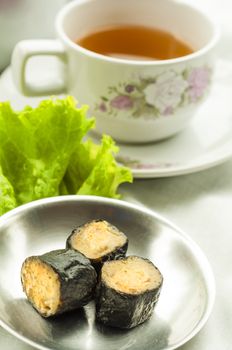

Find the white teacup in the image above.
[{"left": 12, "top": 0, "right": 219, "bottom": 143}]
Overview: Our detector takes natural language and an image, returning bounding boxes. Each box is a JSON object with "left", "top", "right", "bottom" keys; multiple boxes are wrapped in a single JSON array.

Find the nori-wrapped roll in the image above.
[
  {"left": 21, "top": 249, "right": 97, "bottom": 317},
  {"left": 66, "top": 220, "right": 128, "bottom": 270},
  {"left": 96, "top": 256, "right": 163, "bottom": 329}
]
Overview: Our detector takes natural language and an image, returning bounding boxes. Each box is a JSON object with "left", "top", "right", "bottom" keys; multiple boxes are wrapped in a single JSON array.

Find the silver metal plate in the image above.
[{"left": 0, "top": 196, "right": 215, "bottom": 350}]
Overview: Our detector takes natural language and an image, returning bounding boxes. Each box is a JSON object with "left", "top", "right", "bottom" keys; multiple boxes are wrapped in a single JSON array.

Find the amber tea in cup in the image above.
[{"left": 76, "top": 25, "right": 194, "bottom": 60}]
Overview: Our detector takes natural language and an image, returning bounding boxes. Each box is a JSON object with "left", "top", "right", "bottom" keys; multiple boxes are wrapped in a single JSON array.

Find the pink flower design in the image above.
[
  {"left": 188, "top": 67, "right": 210, "bottom": 102},
  {"left": 99, "top": 102, "right": 107, "bottom": 112},
  {"left": 162, "top": 106, "right": 174, "bottom": 116},
  {"left": 125, "top": 84, "right": 135, "bottom": 93},
  {"left": 95, "top": 65, "right": 211, "bottom": 119},
  {"left": 0, "top": 0, "right": 19, "bottom": 9},
  {"left": 110, "top": 95, "right": 134, "bottom": 110},
  {"left": 144, "top": 72, "right": 188, "bottom": 114}
]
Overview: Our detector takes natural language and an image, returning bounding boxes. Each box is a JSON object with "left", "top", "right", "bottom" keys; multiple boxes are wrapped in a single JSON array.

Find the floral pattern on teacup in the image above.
[{"left": 95, "top": 66, "right": 211, "bottom": 119}]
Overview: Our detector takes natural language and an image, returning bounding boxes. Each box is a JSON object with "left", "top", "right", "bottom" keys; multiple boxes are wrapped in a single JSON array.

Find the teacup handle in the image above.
[{"left": 11, "top": 40, "right": 67, "bottom": 96}]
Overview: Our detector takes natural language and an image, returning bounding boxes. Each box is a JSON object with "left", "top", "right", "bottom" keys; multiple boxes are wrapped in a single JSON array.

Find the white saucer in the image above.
[{"left": 0, "top": 56, "right": 232, "bottom": 178}]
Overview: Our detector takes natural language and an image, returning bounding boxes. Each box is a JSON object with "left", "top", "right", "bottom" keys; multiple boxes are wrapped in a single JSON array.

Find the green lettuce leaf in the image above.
[
  {"left": 0, "top": 97, "right": 132, "bottom": 215},
  {"left": 0, "top": 97, "right": 94, "bottom": 205},
  {"left": 62, "top": 135, "right": 132, "bottom": 198},
  {"left": 0, "top": 167, "right": 17, "bottom": 215}
]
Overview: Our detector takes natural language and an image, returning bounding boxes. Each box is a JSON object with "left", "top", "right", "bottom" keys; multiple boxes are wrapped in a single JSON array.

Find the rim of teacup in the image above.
[{"left": 56, "top": 0, "right": 220, "bottom": 66}]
